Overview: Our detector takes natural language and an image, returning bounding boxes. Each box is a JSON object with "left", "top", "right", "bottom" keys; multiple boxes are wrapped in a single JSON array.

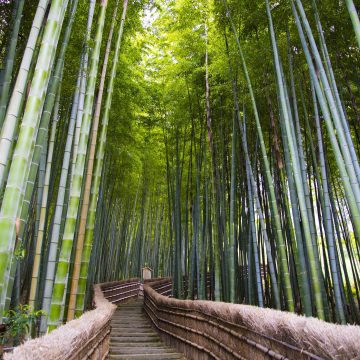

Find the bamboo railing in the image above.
[
  {"left": 4, "top": 278, "right": 141, "bottom": 360},
  {"left": 144, "top": 278, "right": 360, "bottom": 360},
  {"left": 5, "top": 277, "right": 360, "bottom": 359}
]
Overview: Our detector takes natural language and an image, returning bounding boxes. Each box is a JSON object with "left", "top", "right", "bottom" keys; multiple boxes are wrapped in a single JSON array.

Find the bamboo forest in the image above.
[{"left": 1, "top": 0, "right": 360, "bottom": 353}]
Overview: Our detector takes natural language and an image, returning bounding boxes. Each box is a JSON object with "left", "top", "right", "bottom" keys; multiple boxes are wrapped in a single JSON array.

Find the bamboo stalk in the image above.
[
  {"left": 48, "top": 0, "right": 108, "bottom": 330},
  {"left": 0, "top": 0, "right": 70, "bottom": 315}
]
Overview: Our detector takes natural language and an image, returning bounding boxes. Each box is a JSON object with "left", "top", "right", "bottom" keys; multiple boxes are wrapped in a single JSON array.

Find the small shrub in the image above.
[{"left": 0, "top": 305, "right": 45, "bottom": 346}]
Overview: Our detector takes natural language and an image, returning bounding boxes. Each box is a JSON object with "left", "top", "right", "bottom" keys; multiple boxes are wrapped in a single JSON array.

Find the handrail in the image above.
[
  {"left": 144, "top": 278, "right": 360, "bottom": 360},
  {"left": 6, "top": 276, "right": 360, "bottom": 359},
  {"left": 100, "top": 278, "right": 141, "bottom": 304},
  {"left": 4, "top": 278, "right": 141, "bottom": 360},
  {"left": 145, "top": 277, "right": 172, "bottom": 296}
]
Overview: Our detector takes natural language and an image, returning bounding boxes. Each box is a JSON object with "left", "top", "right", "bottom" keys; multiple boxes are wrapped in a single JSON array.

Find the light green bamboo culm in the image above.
[
  {"left": 75, "top": 0, "right": 129, "bottom": 316},
  {"left": 0, "top": 0, "right": 49, "bottom": 196},
  {"left": 28, "top": 0, "right": 79, "bottom": 312},
  {"left": 39, "top": 0, "right": 96, "bottom": 333},
  {"left": 0, "top": 0, "right": 70, "bottom": 317},
  {"left": 67, "top": 0, "right": 120, "bottom": 322},
  {"left": 1, "top": 0, "right": 49, "bottom": 310},
  {"left": 48, "top": 0, "right": 108, "bottom": 331},
  {"left": 345, "top": 0, "right": 360, "bottom": 49},
  {"left": 39, "top": 70, "right": 80, "bottom": 334}
]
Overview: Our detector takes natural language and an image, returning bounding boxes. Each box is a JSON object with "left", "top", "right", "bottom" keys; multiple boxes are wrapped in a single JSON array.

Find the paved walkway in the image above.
[{"left": 109, "top": 299, "right": 186, "bottom": 359}]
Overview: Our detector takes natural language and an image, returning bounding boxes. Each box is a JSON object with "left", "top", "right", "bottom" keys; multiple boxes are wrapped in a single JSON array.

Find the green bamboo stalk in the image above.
[
  {"left": 28, "top": 80, "right": 62, "bottom": 311},
  {"left": 48, "top": 0, "right": 108, "bottom": 330},
  {"left": 240, "top": 112, "right": 281, "bottom": 309},
  {"left": 244, "top": 120, "right": 264, "bottom": 307},
  {"left": 71, "top": 0, "right": 96, "bottom": 184},
  {"left": 205, "top": 25, "right": 222, "bottom": 301},
  {"left": 0, "top": 0, "right": 70, "bottom": 316},
  {"left": 67, "top": 0, "right": 119, "bottom": 320},
  {"left": 294, "top": 0, "right": 360, "bottom": 206},
  {"left": 268, "top": 90, "right": 310, "bottom": 313},
  {"left": 345, "top": 0, "right": 360, "bottom": 48},
  {"left": 228, "top": 113, "right": 236, "bottom": 303},
  {"left": 174, "top": 130, "right": 183, "bottom": 298},
  {"left": 0, "top": 0, "right": 49, "bottom": 195},
  {"left": 75, "top": 0, "right": 129, "bottom": 316},
  {"left": 224, "top": 31, "right": 279, "bottom": 306},
  {"left": 311, "top": 0, "right": 360, "bottom": 188},
  {"left": 39, "top": 75, "right": 80, "bottom": 333},
  {"left": 281, "top": 49, "right": 326, "bottom": 315},
  {"left": 223, "top": 0, "right": 294, "bottom": 311},
  {"left": 292, "top": 3, "right": 360, "bottom": 242},
  {"left": 7, "top": 3, "right": 76, "bottom": 310},
  {"left": 266, "top": 0, "right": 325, "bottom": 319},
  {"left": 0, "top": 0, "right": 25, "bottom": 127},
  {"left": 7, "top": 0, "right": 78, "bottom": 314},
  {"left": 311, "top": 81, "right": 346, "bottom": 323},
  {"left": 189, "top": 157, "right": 200, "bottom": 299}
]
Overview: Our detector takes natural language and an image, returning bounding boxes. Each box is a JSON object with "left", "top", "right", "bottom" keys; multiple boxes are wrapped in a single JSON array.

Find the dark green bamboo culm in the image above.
[
  {"left": 223, "top": 0, "right": 294, "bottom": 311},
  {"left": 0, "top": 0, "right": 25, "bottom": 127}
]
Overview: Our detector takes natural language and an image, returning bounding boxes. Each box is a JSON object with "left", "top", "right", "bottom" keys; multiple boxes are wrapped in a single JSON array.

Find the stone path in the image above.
[{"left": 108, "top": 299, "right": 186, "bottom": 359}]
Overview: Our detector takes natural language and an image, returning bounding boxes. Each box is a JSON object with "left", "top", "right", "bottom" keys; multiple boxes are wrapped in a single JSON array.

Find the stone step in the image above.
[
  {"left": 109, "top": 300, "right": 185, "bottom": 359},
  {"left": 113, "top": 311, "right": 143, "bottom": 314},
  {"left": 110, "top": 347, "right": 176, "bottom": 354},
  {"left": 109, "top": 354, "right": 184, "bottom": 359},
  {"left": 111, "top": 336, "right": 162, "bottom": 343},
  {"left": 111, "top": 323, "right": 152, "bottom": 328},
  {"left": 110, "top": 342, "right": 165, "bottom": 348},
  {"left": 112, "top": 320, "right": 148, "bottom": 322},
  {"left": 111, "top": 322, "right": 151, "bottom": 329},
  {"left": 113, "top": 316, "right": 146, "bottom": 318},
  {"left": 112, "top": 316, "right": 145, "bottom": 318},
  {"left": 115, "top": 307, "right": 143, "bottom": 310},
  {"left": 111, "top": 331, "right": 158, "bottom": 336},
  {"left": 111, "top": 322, "right": 150, "bottom": 326},
  {"left": 115, "top": 310, "right": 145, "bottom": 314},
  {"left": 113, "top": 313, "right": 145, "bottom": 316},
  {"left": 113, "top": 314, "right": 144, "bottom": 316},
  {"left": 111, "top": 333, "right": 157, "bottom": 337}
]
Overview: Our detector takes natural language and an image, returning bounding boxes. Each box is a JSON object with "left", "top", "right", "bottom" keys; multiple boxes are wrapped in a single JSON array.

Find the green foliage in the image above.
[{"left": 1, "top": 305, "right": 44, "bottom": 345}]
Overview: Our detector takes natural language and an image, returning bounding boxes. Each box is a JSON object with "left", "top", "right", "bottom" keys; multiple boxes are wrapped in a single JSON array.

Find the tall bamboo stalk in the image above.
[
  {"left": 291, "top": 2, "right": 360, "bottom": 242},
  {"left": 294, "top": 0, "right": 360, "bottom": 200},
  {"left": 67, "top": 0, "right": 119, "bottom": 321},
  {"left": 28, "top": 80, "right": 62, "bottom": 311},
  {"left": 266, "top": 0, "right": 325, "bottom": 319},
  {"left": 0, "top": 0, "right": 69, "bottom": 315},
  {"left": 345, "top": 0, "right": 360, "bottom": 48},
  {"left": 311, "top": 81, "right": 346, "bottom": 323},
  {"left": 48, "top": 0, "right": 108, "bottom": 330},
  {"left": 223, "top": 0, "right": 294, "bottom": 311},
  {"left": 39, "top": 73, "right": 80, "bottom": 333},
  {"left": 0, "top": 0, "right": 49, "bottom": 195},
  {"left": 228, "top": 113, "right": 236, "bottom": 303},
  {"left": 71, "top": 0, "right": 96, "bottom": 184},
  {"left": 75, "top": 0, "right": 129, "bottom": 316},
  {"left": 0, "top": 0, "right": 25, "bottom": 127}
]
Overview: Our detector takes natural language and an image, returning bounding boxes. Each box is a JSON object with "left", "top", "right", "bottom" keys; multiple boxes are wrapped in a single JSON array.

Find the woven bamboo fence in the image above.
[
  {"left": 144, "top": 278, "right": 360, "bottom": 360},
  {"left": 4, "top": 278, "right": 140, "bottom": 360}
]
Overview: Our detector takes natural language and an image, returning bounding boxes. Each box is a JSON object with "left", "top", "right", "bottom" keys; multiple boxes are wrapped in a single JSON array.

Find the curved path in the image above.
[{"left": 109, "top": 298, "right": 186, "bottom": 359}]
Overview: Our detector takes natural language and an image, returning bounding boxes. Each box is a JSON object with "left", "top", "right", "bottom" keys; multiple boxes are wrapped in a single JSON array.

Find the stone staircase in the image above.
[{"left": 108, "top": 298, "right": 186, "bottom": 359}]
